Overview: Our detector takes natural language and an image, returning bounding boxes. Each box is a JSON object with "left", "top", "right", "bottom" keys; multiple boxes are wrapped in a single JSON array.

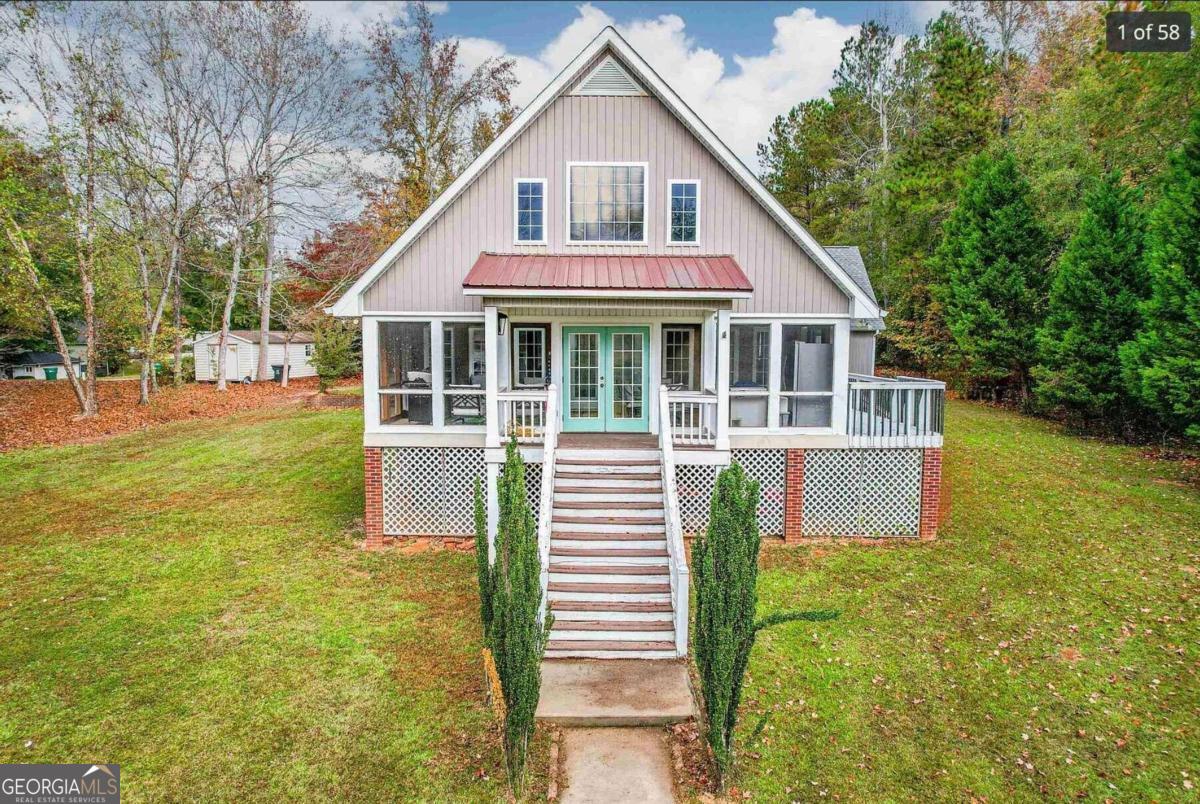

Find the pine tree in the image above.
[
  {"left": 486, "top": 438, "right": 548, "bottom": 794},
  {"left": 932, "top": 150, "right": 1048, "bottom": 398},
  {"left": 1120, "top": 110, "right": 1200, "bottom": 440},
  {"left": 692, "top": 463, "right": 836, "bottom": 789},
  {"left": 880, "top": 12, "right": 997, "bottom": 371},
  {"left": 1034, "top": 172, "right": 1147, "bottom": 431}
]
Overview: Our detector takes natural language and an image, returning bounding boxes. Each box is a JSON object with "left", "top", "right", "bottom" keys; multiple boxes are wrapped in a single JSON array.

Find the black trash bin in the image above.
[{"left": 271, "top": 365, "right": 283, "bottom": 382}]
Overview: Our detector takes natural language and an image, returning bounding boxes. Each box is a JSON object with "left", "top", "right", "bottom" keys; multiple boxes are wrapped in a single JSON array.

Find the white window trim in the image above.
[
  {"left": 513, "top": 326, "right": 547, "bottom": 388},
  {"left": 666, "top": 179, "right": 701, "bottom": 246},
  {"left": 662, "top": 325, "right": 696, "bottom": 389},
  {"left": 513, "top": 177, "right": 548, "bottom": 245},
  {"left": 564, "top": 161, "right": 650, "bottom": 246}
]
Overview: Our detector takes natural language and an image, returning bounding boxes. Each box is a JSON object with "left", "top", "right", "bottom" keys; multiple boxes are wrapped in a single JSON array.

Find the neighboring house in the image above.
[
  {"left": 192, "top": 330, "right": 316, "bottom": 383},
  {"left": 2, "top": 350, "right": 85, "bottom": 381},
  {"left": 330, "top": 28, "right": 944, "bottom": 659}
]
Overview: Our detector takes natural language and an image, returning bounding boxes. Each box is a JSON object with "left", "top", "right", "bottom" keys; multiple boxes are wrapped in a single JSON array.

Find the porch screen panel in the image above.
[{"left": 379, "top": 321, "right": 432, "bottom": 425}]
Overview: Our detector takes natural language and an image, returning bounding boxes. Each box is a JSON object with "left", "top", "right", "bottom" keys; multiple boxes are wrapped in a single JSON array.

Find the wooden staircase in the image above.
[{"left": 545, "top": 447, "right": 678, "bottom": 659}]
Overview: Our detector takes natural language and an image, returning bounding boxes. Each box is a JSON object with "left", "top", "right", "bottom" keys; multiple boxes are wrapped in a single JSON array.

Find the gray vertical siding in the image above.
[
  {"left": 363, "top": 93, "right": 851, "bottom": 315},
  {"left": 849, "top": 331, "right": 876, "bottom": 376}
]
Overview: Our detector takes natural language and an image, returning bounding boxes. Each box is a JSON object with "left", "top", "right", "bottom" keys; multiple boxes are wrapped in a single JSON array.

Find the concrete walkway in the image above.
[
  {"left": 537, "top": 659, "right": 696, "bottom": 726},
  {"left": 538, "top": 660, "right": 695, "bottom": 802},
  {"left": 560, "top": 728, "right": 675, "bottom": 803}
]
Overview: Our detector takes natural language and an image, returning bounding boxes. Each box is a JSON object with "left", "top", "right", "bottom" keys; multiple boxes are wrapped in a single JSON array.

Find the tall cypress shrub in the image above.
[
  {"left": 1034, "top": 172, "right": 1147, "bottom": 432},
  {"left": 485, "top": 438, "right": 548, "bottom": 794},
  {"left": 472, "top": 477, "right": 492, "bottom": 640},
  {"left": 692, "top": 463, "right": 836, "bottom": 789},
  {"left": 1120, "top": 110, "right": 1200, "bottom": 440},
  {"left": 931, "top": 150, "right": 1049, "bottom": 399}
]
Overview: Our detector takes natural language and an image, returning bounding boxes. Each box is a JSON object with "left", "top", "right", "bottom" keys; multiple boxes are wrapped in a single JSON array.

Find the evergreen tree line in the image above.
[{"left": 758, "top": 3, "right": 1200, "bottom": 441}]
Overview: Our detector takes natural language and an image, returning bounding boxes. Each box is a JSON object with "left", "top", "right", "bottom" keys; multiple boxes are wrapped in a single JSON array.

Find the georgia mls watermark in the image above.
[{"left": 1, "top": 765, "right": 119, "bottom": 804}]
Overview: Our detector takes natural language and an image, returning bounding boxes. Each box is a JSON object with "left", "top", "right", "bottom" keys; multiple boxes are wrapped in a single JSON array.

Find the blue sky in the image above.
[{"left": 309, "top": 1, "right": 951, "bottom": 164}]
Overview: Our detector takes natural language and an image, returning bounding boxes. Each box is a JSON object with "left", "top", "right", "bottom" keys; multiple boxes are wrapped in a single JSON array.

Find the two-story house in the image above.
[{"left": 330, "top": 27, "right": 945, "bottom": 659}]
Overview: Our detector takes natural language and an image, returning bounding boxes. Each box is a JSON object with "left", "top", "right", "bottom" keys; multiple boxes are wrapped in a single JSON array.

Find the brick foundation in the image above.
[
  {"left": 919, "top": 447, "right": 942, "bottom": 541},
  {"left": 783, "top": 448, "right": 805, "bottom": 544},
  {"left": 364, "top": 446, "right": 384, "bottom": 549}
]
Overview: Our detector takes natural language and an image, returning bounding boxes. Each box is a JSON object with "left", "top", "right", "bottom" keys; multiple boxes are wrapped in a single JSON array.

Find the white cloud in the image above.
[
  {"left": 904, "top": 1, "right": 952, "bottom": 29},
  {"left": 303, "top": 1, "right": 448, "bottom": 42},
  {"left": 451, "top": 4, "right": 857, "bottom": 167}
]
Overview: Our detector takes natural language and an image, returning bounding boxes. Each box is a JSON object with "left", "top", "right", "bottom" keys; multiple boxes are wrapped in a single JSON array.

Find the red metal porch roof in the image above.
[{"left": 461, "top": 253, "right": 753, "bottom": 295}]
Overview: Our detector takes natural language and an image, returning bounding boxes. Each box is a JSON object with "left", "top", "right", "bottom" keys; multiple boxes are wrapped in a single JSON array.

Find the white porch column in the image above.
[
  {"left": 767, "top": 321, "right": 782, "bottom": 429},
  {"left": 832, "top": 318, "right": 851, "bottom": 434},
  {"left": 715, "top": 309, "right": 731, "bottom": 450},
  {"left": 361, "top": 316, "right": 380, "bottom": 431},
  {"left": 702, "top": 311, "right": 717, "bottom": 392},
  {"left": 485, "top": 306, "right": 500, "bottom": 448},
  {"left": 430, "top": 319, "right": 445, "bottom": 427},
  {"left": 649, "top": 321, "right": 662, "bottom": 434}
]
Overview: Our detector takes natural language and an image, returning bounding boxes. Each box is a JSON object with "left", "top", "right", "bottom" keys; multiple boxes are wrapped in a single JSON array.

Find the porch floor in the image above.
[{"left": 557, "top": 433, "right": 659, "bottom": 450}]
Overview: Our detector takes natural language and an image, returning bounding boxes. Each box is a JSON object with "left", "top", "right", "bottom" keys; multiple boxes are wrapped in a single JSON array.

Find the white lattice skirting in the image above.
[
  {"left": 803, "top": 449, "right": 922, "bottom": 538},
  {"left": 675, "top": 449, "right": 786, "bottom": 536},
  {"left": 380, "top": 448, "right": 543, "bottom": 536},
  {"left": 676, "top": 448, "right": 924, "bottom": 539}
]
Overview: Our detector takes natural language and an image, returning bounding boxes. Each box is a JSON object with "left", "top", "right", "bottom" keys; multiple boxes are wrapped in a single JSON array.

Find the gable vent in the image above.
[{"left": 572, "top": 57, "right": 646, "bottom": 96}]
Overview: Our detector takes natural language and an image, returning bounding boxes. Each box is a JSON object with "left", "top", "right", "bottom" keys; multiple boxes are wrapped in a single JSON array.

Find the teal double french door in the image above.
[{"left": 562, "top": 326, "right": 650, "bottom": 432}]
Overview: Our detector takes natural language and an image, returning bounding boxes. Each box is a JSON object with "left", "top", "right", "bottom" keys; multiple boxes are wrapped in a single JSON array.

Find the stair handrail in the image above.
[
  {"left": 536, "top": 384, "right": 559, "bottom": 624},
  {"left": 658, "top": 384, "right": 690, "bottom": 657}
]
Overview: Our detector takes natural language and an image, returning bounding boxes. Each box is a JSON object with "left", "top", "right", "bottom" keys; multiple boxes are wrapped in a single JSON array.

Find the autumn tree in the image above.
[
  {"left": 361, "top": 2, "right": 516, "bottom": 231},
  {"left": 0, "top": 3, "right": 124, "bottom": 415}
]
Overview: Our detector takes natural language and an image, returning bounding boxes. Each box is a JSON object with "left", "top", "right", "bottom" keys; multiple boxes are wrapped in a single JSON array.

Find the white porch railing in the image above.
[
  {"left": 847, "top": 374, "right": 945, "bottom": 448},
  {"left": 658, "top": 385, "right": 691, "bottom": 657},
  {"left": 498, "top": 389, "right": 549, "bottom": 443},
  {"left": 665, "top": 391, "right": 718, "bottom": 447},
  {"left": 536, "top": 385, "right": 559, "bottom": 625}
]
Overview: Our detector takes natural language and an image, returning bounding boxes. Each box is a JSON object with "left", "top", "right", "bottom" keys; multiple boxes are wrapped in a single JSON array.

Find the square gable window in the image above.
[{"left": 568, "top": 163, "right": 646, "bottom": 243}]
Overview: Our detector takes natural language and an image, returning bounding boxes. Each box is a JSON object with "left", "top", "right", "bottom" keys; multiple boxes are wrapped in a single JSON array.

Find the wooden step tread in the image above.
[
  {"left": 553, "top": 485, "right": 662, "bottom": 494},
  {"left": 550, "top": 563, "right": 668, "bottom": 575},
  {"left": 547, "top": 640, "right": 676, "bottom": 651},
  {"left": 553, "top": 515, "right": 664, "bottom": 525},
  {"left": 548, "top": 581, "right": 671, "bottom": 594},
  {"left": 550, "top": 547, "right": 668, "bottom": 558},
  {"left": 550, "top": 620, "right": 674, "bottom": 632},
  {"left": 551, "top": 600, "right": 673, "bottom": 612},
  {"left": 556, "top": 471, "right": 660, "bottom": 481},
  {"left": 553, "top": 500, "right": 663, "bottom": 510},
  {"left": 553, "top": 531, "right": 667, "bottom": 542},
  {"left": 556, "top": 458, "right": 659, "bottom": 466}
]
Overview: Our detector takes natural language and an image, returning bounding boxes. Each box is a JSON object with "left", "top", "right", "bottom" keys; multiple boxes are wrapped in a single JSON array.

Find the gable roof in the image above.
[
  {"left": 7, "top": 351, "right": 81, "bottom": 367},
  {"left": 824, "top": 246, "right": 876, "bottom": 304},
  {"left": 193, "top": 330, "right": 314, "bottom": 345},
  {"left": 328, "top": 27, "right": 883, "bottom": 320}
]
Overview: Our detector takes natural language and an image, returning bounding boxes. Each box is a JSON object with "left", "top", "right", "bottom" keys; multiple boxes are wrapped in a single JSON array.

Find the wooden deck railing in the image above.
[
  {"left": 665, "top": 391, "right": 718, "bottom": 447},
  {"left": 847, "top": 374, "right": 945, "bottom": 448},
  {"left": 497, "top": 389, "right": 549, "bottom": 443}
]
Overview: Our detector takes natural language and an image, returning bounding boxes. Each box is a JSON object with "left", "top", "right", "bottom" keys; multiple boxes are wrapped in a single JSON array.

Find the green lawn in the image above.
[
  {"left": 742, "top": 402, "right": 1199, "bottom": 801},
  {"left": 0, "top": 408, "right": 542, "bottom": 802},
  {"left": 1, "top": 402, "right": 1196, "bottom": 801}
]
